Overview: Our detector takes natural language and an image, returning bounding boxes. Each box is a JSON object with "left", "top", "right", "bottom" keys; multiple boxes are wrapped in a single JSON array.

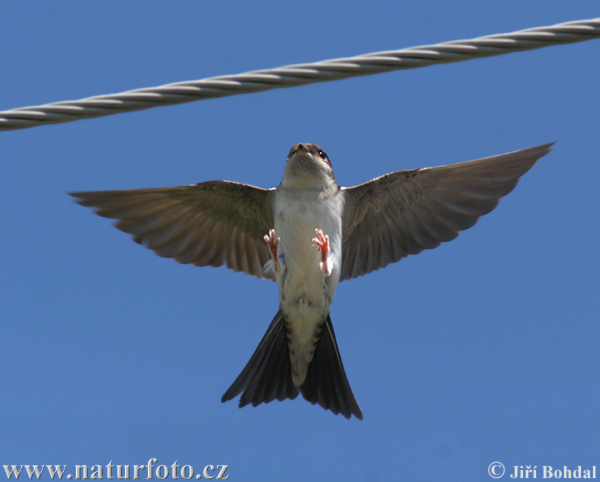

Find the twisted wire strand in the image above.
[{"left": 1, "top": 17, "right": 598, "bottom": 132}]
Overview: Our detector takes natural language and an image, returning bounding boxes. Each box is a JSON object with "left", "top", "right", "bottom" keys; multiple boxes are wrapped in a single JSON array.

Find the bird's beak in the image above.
[{"left": 288, "top": 143, "right": 308, "bottom": 160}]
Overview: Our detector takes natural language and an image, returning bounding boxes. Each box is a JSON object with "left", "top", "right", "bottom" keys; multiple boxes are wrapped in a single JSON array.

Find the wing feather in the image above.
[
  {"left": 340, "top": 143, "right": 554, "bottom": 280},
  {"left": 70, "top": 181, "right": 276, "bottom": 280}
]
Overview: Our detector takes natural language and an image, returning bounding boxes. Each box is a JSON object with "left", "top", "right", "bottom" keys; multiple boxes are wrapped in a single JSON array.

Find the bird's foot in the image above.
[
  {"left": 313, "top": 229, "right": 333, "bottom": 276},
  {"left": 264, "top": 229, "right": 284, "bottom": 274}
]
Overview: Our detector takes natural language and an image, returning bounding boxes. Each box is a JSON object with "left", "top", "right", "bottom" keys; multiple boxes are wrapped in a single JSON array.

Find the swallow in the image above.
[{"left": 70, "top": 141, "right": 553, "bottom": 420}]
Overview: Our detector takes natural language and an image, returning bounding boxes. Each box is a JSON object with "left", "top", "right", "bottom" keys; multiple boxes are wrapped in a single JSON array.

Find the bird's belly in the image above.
[
  {"left": 274, "top": 197, "right": 342, "bottom": 343},
  {"left": 272, "top": 185, "right": 343, "bottom": 385}
]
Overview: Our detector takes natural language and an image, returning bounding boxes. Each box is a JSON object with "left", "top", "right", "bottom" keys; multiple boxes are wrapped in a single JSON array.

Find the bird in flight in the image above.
[{"left": 71, "top": 142, "right": 553, "bottom": 420}]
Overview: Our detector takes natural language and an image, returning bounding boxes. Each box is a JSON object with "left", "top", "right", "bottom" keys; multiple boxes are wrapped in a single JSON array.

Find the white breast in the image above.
[{"left": 273, "top": 186, "right": 343, "bottom": 332}]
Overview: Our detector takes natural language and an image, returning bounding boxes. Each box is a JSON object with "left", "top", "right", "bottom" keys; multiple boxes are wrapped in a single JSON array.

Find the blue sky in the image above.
[{"left": 1, "top": 2, "right": 599, "bottom": 481}]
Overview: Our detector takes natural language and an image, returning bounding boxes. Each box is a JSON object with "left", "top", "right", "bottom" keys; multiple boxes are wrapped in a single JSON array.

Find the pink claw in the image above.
[
  {"left": 264, "top": 229, "right": 282, "bottom": 274},
  {"left": 313, "top": 229, "right": 331, "bottom": 275}
]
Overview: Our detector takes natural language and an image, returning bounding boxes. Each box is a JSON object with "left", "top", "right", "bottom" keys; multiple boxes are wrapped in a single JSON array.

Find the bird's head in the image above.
[{"left": 282, "top": 143, "right": 336, "bottom": 189}]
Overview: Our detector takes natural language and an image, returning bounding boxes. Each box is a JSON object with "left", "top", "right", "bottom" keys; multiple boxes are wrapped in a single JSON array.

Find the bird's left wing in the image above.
[
  {"left": 340, "top": 143, "right": 553, "bottom": 281},
  {"left": 70, "top": 181, "right": 276, "bottom": 280}
]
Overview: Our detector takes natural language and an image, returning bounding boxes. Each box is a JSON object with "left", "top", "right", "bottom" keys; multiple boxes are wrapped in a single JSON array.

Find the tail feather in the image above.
[
  {"left": 222, "top": 310, "right": 363, "bottom": 420},
  {"left": 222, "top": 311, "right": 299, "bottom": 407},
  {"left": 256, "top": 318, "right": 294, "bottom": 404},
  {"left": 300, "top": 316, "right": 363, "bottom": 420}
]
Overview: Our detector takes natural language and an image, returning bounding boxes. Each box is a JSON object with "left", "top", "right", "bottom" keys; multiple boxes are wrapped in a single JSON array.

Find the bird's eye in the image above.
[{"left": 318, "top": 150, "right": 326, "bottom": 159}]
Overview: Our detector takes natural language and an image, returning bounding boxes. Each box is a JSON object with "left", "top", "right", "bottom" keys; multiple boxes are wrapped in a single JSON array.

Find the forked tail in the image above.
[{"left": 222, "top": 310, "right": 363, "bottom": 420}]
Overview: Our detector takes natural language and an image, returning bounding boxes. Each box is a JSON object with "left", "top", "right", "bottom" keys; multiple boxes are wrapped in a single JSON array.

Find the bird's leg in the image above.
[
  {"left": 313, "top": 229, "right": 333, "bottom": 276},
  {"left": 264, "top": 229, "right": 284, "bottom": 275}
]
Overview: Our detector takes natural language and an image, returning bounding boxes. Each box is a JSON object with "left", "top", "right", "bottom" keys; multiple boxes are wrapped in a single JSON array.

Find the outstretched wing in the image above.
[
  {"left": 340, "top": 143, "right": 554, "bottom": 281},
  {"left": 71, "top": 181, "right": 276, "bottom": 280}
]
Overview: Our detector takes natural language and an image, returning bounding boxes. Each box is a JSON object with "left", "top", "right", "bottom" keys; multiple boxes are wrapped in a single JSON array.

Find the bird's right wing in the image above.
[
  {"left": 70, "top": 181, "right": 277, "bottom": 280},
  {"left": 340, "top": 143, "right": 554, "bottom": 281}
]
